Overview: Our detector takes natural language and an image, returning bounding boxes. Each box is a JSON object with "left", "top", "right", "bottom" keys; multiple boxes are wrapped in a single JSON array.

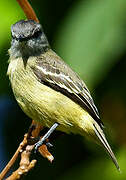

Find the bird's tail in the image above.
[{"left": 93, "top": 124, "right": 120, "bottom": 171}]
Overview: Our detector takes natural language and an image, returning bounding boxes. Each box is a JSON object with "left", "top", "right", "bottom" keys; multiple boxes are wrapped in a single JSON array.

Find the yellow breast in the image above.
[{"left": 7, "top": 56, "right": 95, "bottom": 136}]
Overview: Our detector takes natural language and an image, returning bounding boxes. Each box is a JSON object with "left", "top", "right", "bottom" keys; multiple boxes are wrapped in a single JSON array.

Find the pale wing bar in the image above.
[{"left": 32, "top": 63, "right": 104, "bottom": 128}]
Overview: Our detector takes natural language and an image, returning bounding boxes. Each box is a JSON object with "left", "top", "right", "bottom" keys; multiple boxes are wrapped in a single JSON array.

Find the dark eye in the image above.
[
  {"left": 11, "top": 30, "right": 42, "bottom": 41},
  {"left": 32, "top": 30, "right": 42, "bottom": 39}
]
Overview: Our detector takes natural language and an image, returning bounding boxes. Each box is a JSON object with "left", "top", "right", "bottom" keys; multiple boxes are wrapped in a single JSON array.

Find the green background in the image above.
[{"left": 0, "top": 0, "right": 126, "bottom": 179}]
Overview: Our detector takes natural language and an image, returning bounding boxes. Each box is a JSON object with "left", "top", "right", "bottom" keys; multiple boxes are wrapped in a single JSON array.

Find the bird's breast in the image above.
[{"left": 7, "top": 57, "right": 95, "bottom": 136}]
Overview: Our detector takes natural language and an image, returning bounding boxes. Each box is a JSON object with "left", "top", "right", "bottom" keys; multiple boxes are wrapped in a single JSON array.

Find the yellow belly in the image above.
[{"left": 7, "top": 57, "right": 95, "bottom": 136}]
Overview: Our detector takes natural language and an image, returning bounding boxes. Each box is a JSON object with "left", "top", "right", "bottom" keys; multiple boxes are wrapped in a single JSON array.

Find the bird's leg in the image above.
[{"left": 34, "top": 123, "right": 59, "bottom": 152}]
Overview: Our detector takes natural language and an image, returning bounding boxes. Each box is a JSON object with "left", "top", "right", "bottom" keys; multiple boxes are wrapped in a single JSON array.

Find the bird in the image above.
[{"left": 7, "top": 19, "right": 120, "bottom": 170}]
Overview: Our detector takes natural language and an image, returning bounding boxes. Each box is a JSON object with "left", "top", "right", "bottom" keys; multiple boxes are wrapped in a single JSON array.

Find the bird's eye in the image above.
[
  {"left": 32, "top": 30, "right": 42, "bottom": 39},
  {"left": 11, "top": 30, "right": 42, "bottom": 41}
]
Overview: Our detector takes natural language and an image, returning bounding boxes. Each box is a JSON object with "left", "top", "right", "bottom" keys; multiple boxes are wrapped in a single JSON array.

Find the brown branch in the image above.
[
  {"left": 16, "top": 0, "right": 39, "bottom": 22},
  {"left": 39, "top": 144, "right": 54, "bottom": 163},
  {"left": 6, "top": 145, "right": 36, "bottom": 180},
  {"left": 0, "top": 121, "right": 54, "bottom": 180},
  {"left": 31, "top": 120, "right": 54, "bottom": 163},
  {"left": 0, "top": 133, "right": 28, "bottom": 180}
]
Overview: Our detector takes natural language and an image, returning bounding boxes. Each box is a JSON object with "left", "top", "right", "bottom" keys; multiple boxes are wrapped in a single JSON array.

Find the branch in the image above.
[
  {"left": 16, "top": 0, "right": 39, "bottom": 22},
  {"left": 6, "top": 145, "right": 36, "bottom": 180},
  {"left": 0, "top": 121, "right": 54, "bottom": 180},
  {"left": 0, "top": 134, "right": 28, "bottom": 180}
]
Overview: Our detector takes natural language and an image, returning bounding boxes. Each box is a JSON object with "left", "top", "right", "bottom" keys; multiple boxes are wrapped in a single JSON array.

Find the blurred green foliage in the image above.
[
  {"left": 55, "top": 0, "right": 126, "bottom": 88},
  {"left": 0, "top": 0, "right": 126, "bottom": 179},
  {"left": 0, "top": 1, "right": 24, "bottom": 48}
]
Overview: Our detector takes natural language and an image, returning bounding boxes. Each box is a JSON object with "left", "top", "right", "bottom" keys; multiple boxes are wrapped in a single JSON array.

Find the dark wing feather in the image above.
[{"left": 31, "top": 50, "right": 104, "bottom": 128}]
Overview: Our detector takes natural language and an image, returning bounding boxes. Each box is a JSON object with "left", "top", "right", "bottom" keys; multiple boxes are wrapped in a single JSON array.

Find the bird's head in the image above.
[{"left": 9, "top": 20, "right": 49, "bottom": 59}]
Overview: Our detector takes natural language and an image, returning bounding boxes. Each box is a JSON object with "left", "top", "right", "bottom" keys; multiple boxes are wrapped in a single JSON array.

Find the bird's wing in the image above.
[{"left": 31, "top": 50, "right": 104, "bottom": 128}]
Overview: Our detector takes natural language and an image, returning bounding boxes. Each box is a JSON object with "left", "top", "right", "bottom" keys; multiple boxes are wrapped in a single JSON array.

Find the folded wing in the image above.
[{"left": 31, "top": 50, "right": 104, "bottom": 128}]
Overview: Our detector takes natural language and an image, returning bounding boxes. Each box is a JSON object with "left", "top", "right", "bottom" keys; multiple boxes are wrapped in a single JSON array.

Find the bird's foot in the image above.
[{"left": 34, "top": 122, "right": 59, "bottom": 152}]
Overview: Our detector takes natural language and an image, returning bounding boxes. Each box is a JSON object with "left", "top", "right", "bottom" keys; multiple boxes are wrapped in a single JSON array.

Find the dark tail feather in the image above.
[{"left": 93, "top": 124, "right": 120, "bottom": 171}]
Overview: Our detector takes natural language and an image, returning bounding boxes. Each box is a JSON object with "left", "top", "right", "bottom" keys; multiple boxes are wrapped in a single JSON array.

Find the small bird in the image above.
[{"left": 7, "top": 19, "right": 119, "bottom": 170}]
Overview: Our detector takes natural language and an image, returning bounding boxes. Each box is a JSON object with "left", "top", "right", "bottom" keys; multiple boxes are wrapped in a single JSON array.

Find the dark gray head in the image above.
[
  {"left": 9, "top": 20, "right": 50, "bottom": 58},
  {"left": 11, "top": 20, "right": 42, "bottom": 41}
]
